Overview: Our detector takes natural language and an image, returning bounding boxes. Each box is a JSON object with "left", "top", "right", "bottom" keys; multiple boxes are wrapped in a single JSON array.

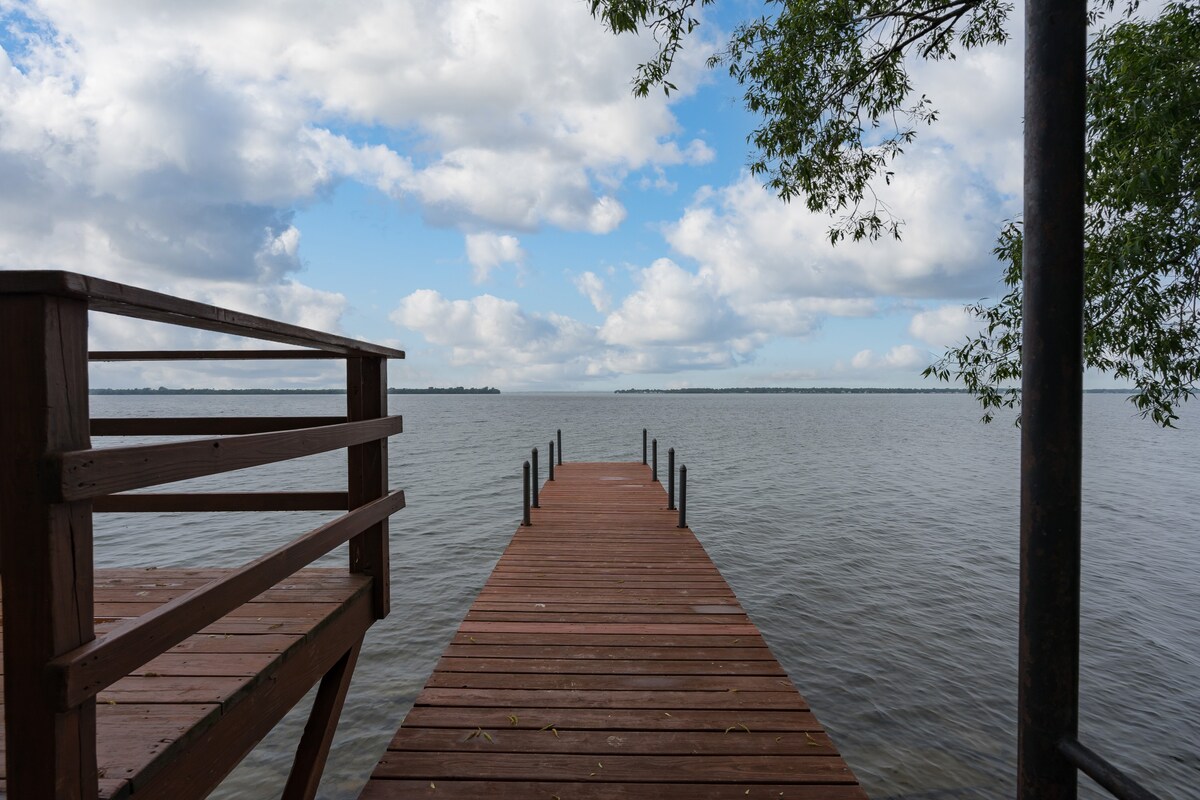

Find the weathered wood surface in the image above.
[
  {"left": 0, "top": 568, "right": 371, "bottom": 799},
  {"left": 0, "top": 292, "right": 97, "bottom": 798},
  {"left": 91, "top": 416, "right": 347, "bottom": 436},
  {"left": 361, "top": 462, "right": 865, "bottom": 799},
  {"left": 0, "top": 270, "right": 405, "bottom": 358},
  {"left": 55, "top": 416, "right": 404, "bottom": 501}
]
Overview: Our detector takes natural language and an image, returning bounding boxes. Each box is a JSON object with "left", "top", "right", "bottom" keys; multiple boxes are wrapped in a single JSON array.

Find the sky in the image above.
[{"left": 0, "top": 0, "right": 1039, "bottom": 390}]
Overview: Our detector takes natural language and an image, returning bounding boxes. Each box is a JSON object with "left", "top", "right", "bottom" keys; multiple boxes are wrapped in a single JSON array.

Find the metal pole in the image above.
[
  {"left": 677, "top": 465, "right": 687, "bottom": 528},
  {"left": 642, "top": 428, "right": 647, "bottom": 464},
  {"left": 667, "top": 448, "right": 675, "bottom": 510},
  {"left": 522, "top": 461, "right": 531, "bottom": 526},
  {"left": 549, "top": 441, "right": 555, "bottom": 480},
  {"left": 1018, "top": 0, "right": 1087, "bottom": 792},
  {"left": 532, "top": 447, "right": 540, "bottom": 508},
  {"left": 557, "top": 429, "right": 562, "bottom": 465},
  {"left": 652, "top": 438, "right": 658, "bottom": 482}
]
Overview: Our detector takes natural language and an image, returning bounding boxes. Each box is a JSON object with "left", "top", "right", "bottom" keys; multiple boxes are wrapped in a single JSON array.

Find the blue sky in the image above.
[{"left": 1, "top": 0, "right": 1037, "bottom": 390}]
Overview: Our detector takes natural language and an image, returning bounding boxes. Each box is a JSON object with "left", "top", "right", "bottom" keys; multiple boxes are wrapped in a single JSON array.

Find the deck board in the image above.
[
  {"left": 0, "top": 567, "right": 369, "bottom": 799},
  {"left": 361, "top": 462, "right": 865, "bottom": 798}
]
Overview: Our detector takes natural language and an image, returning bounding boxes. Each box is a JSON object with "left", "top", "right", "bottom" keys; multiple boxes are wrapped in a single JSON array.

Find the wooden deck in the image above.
[
  {"left": 361, "top": 462, "right": 866, "bottom": 799},
  {"left": 0, "top": 568, "right": 372, "bottom": 798}
]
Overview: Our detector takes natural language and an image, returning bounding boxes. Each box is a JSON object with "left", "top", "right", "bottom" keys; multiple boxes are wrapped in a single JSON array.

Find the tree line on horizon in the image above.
[{"left": 89, "top": 386, "right": 501, "bottom": 395}]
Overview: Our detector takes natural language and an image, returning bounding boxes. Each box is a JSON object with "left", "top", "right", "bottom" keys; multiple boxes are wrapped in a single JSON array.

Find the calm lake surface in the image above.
[{"left": 88, "top": 392, "right": 1199, "bottom": 798}]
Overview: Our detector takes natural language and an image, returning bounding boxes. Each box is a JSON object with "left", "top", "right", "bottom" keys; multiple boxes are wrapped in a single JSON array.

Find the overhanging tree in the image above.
[
  {"left": 590, "top": 0, "right": 1011, "bottom": 242},
  {"left": 590, "top": 0, "right": 1200, "bottom": 425},
  {"left": 926, "top": 2, "right": 1200, "bottom": 426}
]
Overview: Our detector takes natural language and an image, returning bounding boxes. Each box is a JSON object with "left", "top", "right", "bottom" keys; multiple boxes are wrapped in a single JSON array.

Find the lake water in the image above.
[{"left": 88, "top": 392, "right": 1199, "bottom": 798}]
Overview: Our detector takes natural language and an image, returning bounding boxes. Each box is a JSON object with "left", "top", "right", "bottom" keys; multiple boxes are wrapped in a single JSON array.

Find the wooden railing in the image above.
[{"left": 0, "top": 271, "right": 406, "bottom": 798}]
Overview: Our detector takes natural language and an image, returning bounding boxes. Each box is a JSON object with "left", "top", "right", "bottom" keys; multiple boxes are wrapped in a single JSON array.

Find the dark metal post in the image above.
[
  {"left": 677, "top": 465, "right": 687, "bottom": 528},
  {"left": 532, "top": 448, "right": 540, "bottom": 508},
  {"left": 1018, "top": 0, "right": 1087, "bottom": 793},
  {"left": 557, "top": 429, "right": 563, "bottom": 464},
  {"left": 549, "top": 442, "right": 555, "bottom": 481},
  {"left": 652, "top": 438, "right": 658, "bottom": 482},
  {"left": 522, "top": 461, "right": 531, "bottom": 526},
  {"left": 642, "top": 428, "right": 648, "bottom": 464},
  {"left": 667, "top": 448, "right": 676, "bottom": 510}
]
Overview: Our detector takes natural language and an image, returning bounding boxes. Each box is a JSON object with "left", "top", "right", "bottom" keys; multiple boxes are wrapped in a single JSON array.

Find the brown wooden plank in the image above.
[
  {"left": 0, "top": 270, "right": 404, "bottom": 357},
  {"left": 90, "top": 350, "right": 346, "bottom": 361},
  {"left": 360, "top": 781, "right": 868, "bottom": 799},
  {"left": 435, "top": 657, "right": 786, "bottom": 675},
  {"left": 387, "top": 727, "right": 839, "bottom": 755},
  {"left": 361, "top": 462, "right": 861, "bottom": 797},
  {"left": 423, "top": 673, "right": 795, "bottom": 692},
  {"left": 449, "top": 632, "right": 765, "bottom": 648},
  {"left": 414, "top": 688, "right": 808, "bottom": 710},
  {"left": 471, "top": 601, "right": 743, "bottom": 612},
  {"left": 95, "top": 492, "right": 348, "bottom": 512},
  {"left": 55, "top": 416, "right": 403, "bottom": 501},
  {"left": 398, "top": 706, "right": 824, "bottom": 732},
  {"left": 440, "top": 645, "right": 775, "bottom": 661},
  {"left": 457, "top": 622, "right": 760, "bottom": 635},
  {"left": 92, "top": 416, "right": 347, "bottom": 436},
  {"left": 370, "top": 752, "right": 858, "bottom": 783},
  {"left": 463, "top": 611, "right": 750, "bottom": 624}
]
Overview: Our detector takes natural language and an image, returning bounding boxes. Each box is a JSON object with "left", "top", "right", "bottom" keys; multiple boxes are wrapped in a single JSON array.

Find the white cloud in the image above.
[
  {"left": 600, "top": 258, "right": 741, "bottom": 348},
  {"left": 389, "top": 290, "right": 599, "bottom": 383},
  {"left": 667, "top": 157, "right": 1012, "bottom": 308},
  {"left": 849, "top": 345, "right": 929, "bottom": 372},
  {"left": 909, "top": 304, "right": 978, "bottom": 347},
  {"left": 0, "top": 0, "right": 709, "bottom": 288},
  {"left": 465, "top": 233, "right": 525, "bottom": 283},
  {"left": 574, "top": 271, "right": 611, "bottom": 313}
]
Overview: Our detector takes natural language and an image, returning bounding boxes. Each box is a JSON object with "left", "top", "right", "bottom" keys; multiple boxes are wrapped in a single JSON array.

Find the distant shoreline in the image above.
[
  {"left": 89, "top": 387, "right": 500, "bottom": 395},
  {"left": 614, "top": 387, "right": 1134, "bottom": 395}
]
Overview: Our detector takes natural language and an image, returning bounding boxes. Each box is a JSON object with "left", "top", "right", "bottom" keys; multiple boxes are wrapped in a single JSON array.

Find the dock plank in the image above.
[{"left": 361, "top": 462, "right": 864, "bottom": 798}]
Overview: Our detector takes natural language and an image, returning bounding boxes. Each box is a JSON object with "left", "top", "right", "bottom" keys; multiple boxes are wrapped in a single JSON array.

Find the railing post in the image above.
[
  {"left": 557, "top": 429, "right": 563, "bottom": 465},
  {"left": 642, "top": 428, "right": 648, "bottom": 464},
  {"left": 668, "top": 448, "right": 676, "bottom": 510},
  {"left": 652, "top": 438, "right": 658, "bottom": 482},
  {"left": 549, "top": 441, "right": 555, "bottom": 480},
  {"left": 522, "top": 461, "right": 532, "bottom": 526},
  {"left": 532, "top": 447, "right": 540, "bottom": 508},
  {"left": 1019, "top": 0, "right": 1087, "bottom": 793},
  {"left": 347, "top": 356, "right": 390, "bottom": 619},
  {"left": 677, "top": 465, "right": 687, "bottom": 529},
  {"left": 0, "top": 291, "right": 99, "bottom": 798}
]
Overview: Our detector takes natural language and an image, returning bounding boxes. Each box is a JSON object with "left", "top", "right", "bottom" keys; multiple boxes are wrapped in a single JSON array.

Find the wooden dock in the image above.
[
  {"left": 361, "top": 461, "right": 866, "bottom": 799},
  {"left": 1, "top": 271, "right": 406, "bottom": 799}
]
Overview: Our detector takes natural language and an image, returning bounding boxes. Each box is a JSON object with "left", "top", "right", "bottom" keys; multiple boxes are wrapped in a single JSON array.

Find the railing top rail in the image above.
[{"left": 0, "top": 270, "right": 405, "bottom": 358}]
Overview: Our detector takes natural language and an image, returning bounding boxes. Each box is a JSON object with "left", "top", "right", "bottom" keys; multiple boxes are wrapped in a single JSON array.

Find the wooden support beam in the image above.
[
  {"left": 281, "top": 639, "right": 364, "bottom": 800},
  {"left": 0, "top": 292, "right": 99, "bottom": 799},
  {"left": 347, "top": 356, "right": 391, "bottom": 619},
  {"left": 128, "top": 588, "right": 374, "bottom": 800}
]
